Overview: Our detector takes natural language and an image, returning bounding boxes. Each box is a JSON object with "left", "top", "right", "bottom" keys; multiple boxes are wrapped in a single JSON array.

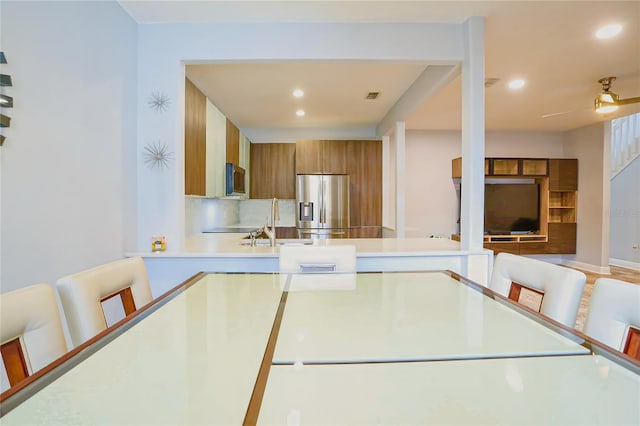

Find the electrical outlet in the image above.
[{"left": 633, "top": 244, "right": 640, "bottom": 251}]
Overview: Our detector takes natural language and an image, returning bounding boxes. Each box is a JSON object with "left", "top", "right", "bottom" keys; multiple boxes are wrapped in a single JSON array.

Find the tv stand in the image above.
[{"left": 451, "top": 157, "right": 577, "bottom": 255}]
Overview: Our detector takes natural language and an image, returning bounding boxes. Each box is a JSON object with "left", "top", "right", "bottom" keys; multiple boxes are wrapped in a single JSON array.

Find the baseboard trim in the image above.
[
  {"left": 561, "top": 259, "right": 611, "bottom": 275},
  {"left": 609, "top": 258, "right": 640, "bottom": 272}
]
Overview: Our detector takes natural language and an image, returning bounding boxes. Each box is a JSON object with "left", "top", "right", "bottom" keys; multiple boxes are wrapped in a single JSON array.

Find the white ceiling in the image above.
[{"left": 120, "top": 0, "right": 640, "bottom": 133}]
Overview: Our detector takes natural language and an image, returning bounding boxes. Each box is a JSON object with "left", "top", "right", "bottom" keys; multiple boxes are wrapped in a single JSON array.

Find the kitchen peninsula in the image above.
[{"left": 126, "top": 233, "right": 493, "bottom": 297}]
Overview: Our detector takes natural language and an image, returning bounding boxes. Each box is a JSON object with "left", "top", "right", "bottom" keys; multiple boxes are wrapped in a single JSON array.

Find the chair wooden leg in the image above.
[{"left": 1, "top": 338, "right": 29, "bottom": 386}]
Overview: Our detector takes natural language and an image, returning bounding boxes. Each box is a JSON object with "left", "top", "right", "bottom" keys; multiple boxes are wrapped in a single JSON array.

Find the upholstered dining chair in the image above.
[
  {"left": 1, "top": 284, "right": 68, "bottom": 392},
  {"left": 489, "top": 252, "right": 587, "bottom": 327},
  {"left": 56, "top": 257, "right": 153, "bottom": 348},
  {"left": 279, "top": 244, "right": 357, "bottom": 273},
  {"left": 584, "top": 278, "right": 640, "bottom": 360}
]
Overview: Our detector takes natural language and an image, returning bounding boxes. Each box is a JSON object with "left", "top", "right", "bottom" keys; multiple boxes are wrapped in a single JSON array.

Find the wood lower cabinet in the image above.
[
  {"left": 546, "top": 223, "right": 577, "bottom": 254},
  {"left": 250, "top": 143, "right": 296, "bottom": 199},
  {"left": 185, "top": 78, "right": 206, "bottom": 196}
]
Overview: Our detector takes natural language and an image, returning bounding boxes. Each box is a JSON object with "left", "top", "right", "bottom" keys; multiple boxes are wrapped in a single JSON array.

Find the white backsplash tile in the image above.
[
  {"left": 239, "top": 199, "right": 295, "bottom": 227},
  {"left": 185, "top": 197, "right": 203, "bottom": 236},
  {"left": 202, "top": 198, "right": 240, "bottom": 229},
  {"left": 186, "top": 197, "right": 295, "bottom": 233}
]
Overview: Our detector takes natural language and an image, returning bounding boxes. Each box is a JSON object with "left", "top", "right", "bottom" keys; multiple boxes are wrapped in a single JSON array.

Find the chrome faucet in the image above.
[{"left": 264, "top": 198, "right": 279, "bottom": 247}]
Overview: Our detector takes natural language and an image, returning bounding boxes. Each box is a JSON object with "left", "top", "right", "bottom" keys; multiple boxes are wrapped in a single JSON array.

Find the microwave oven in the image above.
[{"left": 225, "top": 163, "right": 246, "bottom": 196}]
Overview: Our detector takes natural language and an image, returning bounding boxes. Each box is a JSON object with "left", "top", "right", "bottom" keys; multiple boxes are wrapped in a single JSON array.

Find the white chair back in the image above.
[
  {"left": 1, "top": 284, "right": 68, "bottom": 392},
  {"left": 279, "top": 244, "right": 357, "bottom": 273},
  {"left": 489, "top": 252, "right": 586, "bottom": 327},
  {"left": 56, "top": 257, "right": 152, "bottom": 347},
  {"left": 584, "top": 278, "right": 640, "bottom": 355}
]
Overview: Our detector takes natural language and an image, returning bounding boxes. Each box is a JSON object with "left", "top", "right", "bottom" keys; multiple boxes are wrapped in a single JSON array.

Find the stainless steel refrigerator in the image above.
[{"left": 296, "top": 174, "right": 349, "bottom": 234}]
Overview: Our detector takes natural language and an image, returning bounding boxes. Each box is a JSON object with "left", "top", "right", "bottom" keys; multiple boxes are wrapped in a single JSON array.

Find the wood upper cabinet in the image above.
[
  {"left": 549, "top": 159, "right": 578, "bottom": 191},
  {"left": 295, "top": 140, "right": 348, "bottom": 174},
  {"left": 295, "top": 139, "right": 382, "bottom": 225},
  {"left": 322, "top": 140, "right": 348, "bottom": 174},
  {"left": 185, "top": 78, "right": 206, "bottom": 196},
  {"left": 226, "top": 119, "right": 240, "bottom": 165},
  {"left": 250, "top": 143, "right": 296, "bottom": 199},
  {"left": 295, "top": 140, "right": 323, "bottom": 174}
]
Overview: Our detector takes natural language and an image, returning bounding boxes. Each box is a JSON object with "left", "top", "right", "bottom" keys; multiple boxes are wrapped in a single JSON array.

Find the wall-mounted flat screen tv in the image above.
[{"left": 484, "top": 183, "right": 540, "bottom": 234}]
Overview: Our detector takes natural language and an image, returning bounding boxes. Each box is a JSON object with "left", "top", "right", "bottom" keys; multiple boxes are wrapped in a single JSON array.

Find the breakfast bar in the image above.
[
  {"left": 1, "top": 271, "right": 637, "bottom": 425},
  {"left": 128, "top": 234, "right": 495, "bottom": 296}
]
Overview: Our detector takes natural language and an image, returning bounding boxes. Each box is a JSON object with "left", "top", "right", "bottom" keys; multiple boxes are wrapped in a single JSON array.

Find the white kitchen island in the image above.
[{"left": 126, "top": 234, "right": 493, "bottom": 297}]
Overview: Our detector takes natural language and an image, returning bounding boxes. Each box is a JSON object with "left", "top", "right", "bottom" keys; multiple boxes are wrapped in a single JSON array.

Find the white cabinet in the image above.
[
  {"left": 239, "top": 131, "right": 250, "bottom": 196},
  {"left": 205, "top": 99, "right": 227, "bottom": 197}
]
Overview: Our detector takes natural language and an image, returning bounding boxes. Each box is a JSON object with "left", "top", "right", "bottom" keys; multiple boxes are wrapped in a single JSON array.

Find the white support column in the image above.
[
  {"left": 460, "top": 16, "right": 485, "bottom": 251},
  {"left": 381, "top": 135, "right": 392, "bottom": 231},
  {"left": 395, "top": 121, "right": 406, "bottom": 238}
]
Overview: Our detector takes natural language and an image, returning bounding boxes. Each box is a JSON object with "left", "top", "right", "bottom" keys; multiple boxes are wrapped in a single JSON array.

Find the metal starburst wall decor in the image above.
[
  {"left": 143, "top": 141, "right": 174, "bottom": 170},
  {"left": 148, "top": 91, "right": 171, "bottom": 113}
]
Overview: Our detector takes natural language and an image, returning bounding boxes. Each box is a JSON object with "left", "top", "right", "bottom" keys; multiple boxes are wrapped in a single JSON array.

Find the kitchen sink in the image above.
[{"left": 240, "top": 238, "right": 314, "bottom": 246}]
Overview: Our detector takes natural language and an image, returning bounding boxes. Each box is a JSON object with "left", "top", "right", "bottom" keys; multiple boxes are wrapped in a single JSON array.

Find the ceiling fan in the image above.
[
  {"left": 593, "top": 76, "right": 640, "bottom": 114},
  {"left": 542, "top": 76, "right": 640, "bottom": 119}
]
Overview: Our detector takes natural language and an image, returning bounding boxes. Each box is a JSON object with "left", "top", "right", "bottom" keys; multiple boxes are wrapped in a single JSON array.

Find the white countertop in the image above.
[{"left": 127, "top": 234, "right": 490, "bottom": 258}]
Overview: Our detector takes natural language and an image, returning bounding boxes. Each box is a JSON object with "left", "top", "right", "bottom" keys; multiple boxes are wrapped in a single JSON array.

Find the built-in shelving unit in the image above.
[
  {"left": 451, "top": 157, "right": 578, "bottom": 255},
  {"left": 548, "top": 191, "right": 577, "bottom": 223}
]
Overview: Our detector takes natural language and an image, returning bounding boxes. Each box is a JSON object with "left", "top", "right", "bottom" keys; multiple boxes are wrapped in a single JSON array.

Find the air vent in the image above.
[
  {"left": 365, "top": 92, "right": 380, "bottom": 100},
  {"left": 484, "top": 78, "right": 500, "bottom": 88}
]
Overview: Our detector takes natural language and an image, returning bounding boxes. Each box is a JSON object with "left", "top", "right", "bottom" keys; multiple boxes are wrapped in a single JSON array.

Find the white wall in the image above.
[
  {"left": 404, "top": 130, "right": 565, "bottom": 238},
  {"left": 610, "top": 155, "right": 640, "bottom": 267},
  {"left": 135, "top": 21, "right": 466, "bottom": 251},
  {"left": 564, "top": 122, "right": 611, "bottom": 273},
  {"left": 0, "top": 1, "right": 138, "bottom": 291}
]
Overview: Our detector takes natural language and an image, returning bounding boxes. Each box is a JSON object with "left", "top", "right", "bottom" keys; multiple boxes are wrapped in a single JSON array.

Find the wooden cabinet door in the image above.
[
  {"left": 549, "top": 159, "right": 578, "bottom": 190},
  {"left": 184, "top": 78, "right": 206, "bottom": 195},
  {"left": 250, "top": 143, "right": 296, "bottom": 199},
  {"left": 347, "top": 140, "right": 382, "bottom": 226},
  {"left": 226, "top": 119, "right": 240, "bottom": 165},
  {"left": 322, "top": 140, "right": 348, "bottom": 174},
  {"left": 295, "top": 140, "right": 323, "bottom": 174}
]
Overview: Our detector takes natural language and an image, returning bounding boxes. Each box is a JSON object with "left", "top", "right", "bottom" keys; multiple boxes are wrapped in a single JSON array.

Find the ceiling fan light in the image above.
[
  {"left": 594, "top": 93, "right": 619, "bottom": 114},
  {"left": 600, "top": 93, "right": 615, "bottom": 103}
]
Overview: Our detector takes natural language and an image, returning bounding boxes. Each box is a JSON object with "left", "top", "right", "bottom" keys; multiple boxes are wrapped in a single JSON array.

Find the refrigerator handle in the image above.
[{"left": 320, "top": 178, "right": 326, "bottom": 224}]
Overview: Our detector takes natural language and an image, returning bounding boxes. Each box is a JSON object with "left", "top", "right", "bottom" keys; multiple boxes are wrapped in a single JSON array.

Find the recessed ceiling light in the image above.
[
  {"left": 295, "top": 109, "right": 305, "bottom": 117},
  {"left": 293, "top": 89, "right": 304, "bottom": 98},
  {"left": 596, "top": 24, "right": 622, "bottom": 39},
  {"left": 508, "top": 79, "right": 525, "bottom": 90}
]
